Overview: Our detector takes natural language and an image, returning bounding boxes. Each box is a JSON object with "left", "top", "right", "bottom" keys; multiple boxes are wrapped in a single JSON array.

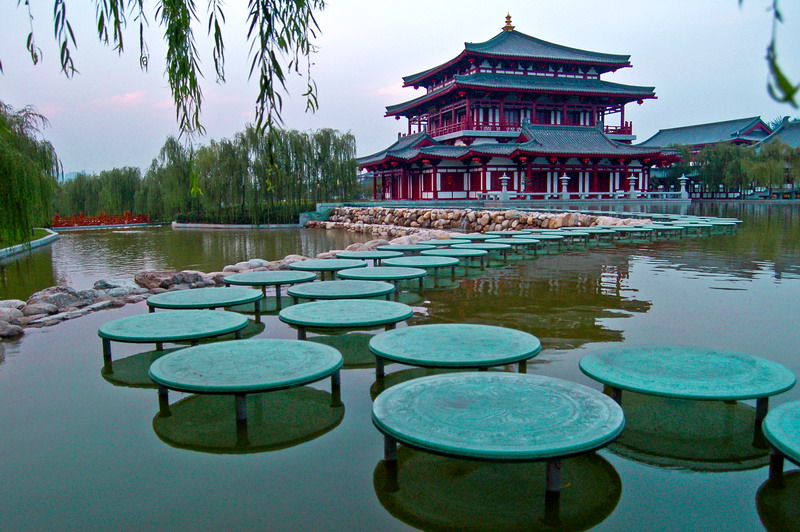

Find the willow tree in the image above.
[
  {"left": 0, "top": 101, "right": 59, "bottom": 244},
  {"left": 4, "top": 0, "right": 325, "bottom": 137}
]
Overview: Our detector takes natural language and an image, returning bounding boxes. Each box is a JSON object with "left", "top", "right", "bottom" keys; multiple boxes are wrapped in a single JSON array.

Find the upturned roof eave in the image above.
[
  {"left": 385, "top": 82, "right": 655, "bottom": 118},
  {"left": 402, "top": 50, "right": 631, "bottom": 88}
]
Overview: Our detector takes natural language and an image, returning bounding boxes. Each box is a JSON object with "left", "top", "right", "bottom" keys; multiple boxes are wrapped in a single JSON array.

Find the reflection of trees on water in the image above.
[
  {"left": 7, "top": 227, "right": 372, "bottom": 296},
  {"left": 423, "top": 251, "right": 652, "bottom": 351},
  {"left": 0, "top": 245, "right": 58, "bottom": 300}
]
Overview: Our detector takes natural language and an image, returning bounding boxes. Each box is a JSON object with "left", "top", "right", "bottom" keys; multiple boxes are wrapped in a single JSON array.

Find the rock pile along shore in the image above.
[{"left": 0, "top": 208, "right": 643, "bottom": 338}]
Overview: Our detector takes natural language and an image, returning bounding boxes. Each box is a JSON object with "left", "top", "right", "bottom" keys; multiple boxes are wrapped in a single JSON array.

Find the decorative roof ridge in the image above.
[
  {"left": 654, "top": 116, "right": 763, "bottom": 133},
  {"left": 464, "top": 29, "right": 631, "bottom": 64}
]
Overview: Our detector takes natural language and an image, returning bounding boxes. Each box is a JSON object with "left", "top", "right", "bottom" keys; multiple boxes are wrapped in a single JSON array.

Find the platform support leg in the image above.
[
  {"left": 158, "top": 386, "right": 171, "bottom": 417},
  {"left": 235, "top": 394, "right": 248, "bottom": 422},
  {"left": 546, "top": 459, "right": 561, "bottom": 494},
  {"left": 756, "top": 397, "right": 769, "bottom": 427},
  {"left": 518, "top": 360, "right": 527, "bottom": 373},
  {"left": 148, "top": 305, "right": 155, "bottom": 313},
  {"left": 297, "top": 327, "right": 307, "bottom": 340},
  {"left": 376, "top": 357, "right": 385, "bottom": 379},
  {"left": 275, "top": 285, "right": 282, "bottom": 310},
  {"left": 384, "top": 434, "right": 398, "bottom": 462},
  {"left": 234, "top": 329, "right": 243, "bottom": 339},
  {"left": 769, "top": 447, "right": 785, "bottom": 487},
  {"left": 156, "top": 342, "right": 164, "bottom": 351},
  {"left": 102, "top": 338, "right": 112, "bottom": 362},
  {"left": 418, "top": 277, "right": 423, "bottom": 290},
  {"left": 610, "top": 386, "right": 622, "bottom": 405},
  {"left": 385, "top": 323, "right": 396, "bottom": 331},
  {"left": 191, "top": 340, "right": 199, "bottom": 346},
  {"left": 331, "top": 369, "right": 341, "bottom": 390},
  {"left": 255, "top": 298, "right": 262, "bottom": 323}
]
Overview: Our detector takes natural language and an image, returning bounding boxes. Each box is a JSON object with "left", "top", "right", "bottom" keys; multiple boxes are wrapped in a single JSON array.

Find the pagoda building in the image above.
[{"left": 359, "top": 16, "right": 679, "bottom": 200}]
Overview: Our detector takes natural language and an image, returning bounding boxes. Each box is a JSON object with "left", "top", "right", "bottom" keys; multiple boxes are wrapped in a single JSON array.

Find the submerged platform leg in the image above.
[
  {"left": 769, "top": 447, "right": 785, "bottom": 487},
  {"left": 546, "top": 459, "right": 562, "bottom": 494},
  {"left": 384, "top": 434, "right": 398, "bottom": 462},
  {"left": 158, "top": 386, "right": 171, "bottom": 417},
  {"left": 235, "top": 393, "right": 248, "bottom": 422},
  {"left": 756, "top": 397, "right": 769, "bottom": 427},
  {"left": 376, "top": 357, "right": 385, "bottom": 379},
  {"left": 102, "top": 338, "right": 112, "bottom": 362},
  {"left": 297, "top": 326, "right": 307, "bottom": 340}
]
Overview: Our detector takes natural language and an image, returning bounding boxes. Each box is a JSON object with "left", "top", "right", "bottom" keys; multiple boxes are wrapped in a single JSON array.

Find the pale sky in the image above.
[{"left": 1, "top": 0, "right": 799, "bottom": 174}]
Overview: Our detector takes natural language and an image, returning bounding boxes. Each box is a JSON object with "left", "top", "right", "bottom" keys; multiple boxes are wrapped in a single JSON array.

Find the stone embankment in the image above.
[{"left": 306, "top": 206, "right": 647, "bottom": 235}]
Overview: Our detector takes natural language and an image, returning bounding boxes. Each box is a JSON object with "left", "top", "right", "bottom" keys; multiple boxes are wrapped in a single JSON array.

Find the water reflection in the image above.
[
  {"left": 152, "top": 387, "right": 344, "bottom": 454},
  {"left": 373, "top": 447, "right": 621, "bottom": 531},
  {"left": 425, "top": 250, "right": 651, "bottom": 351},
  {"left": 101, "top": 347, "right": 177, "bottom": 389},
  {"left": 309, "top": 333, "right": 381, "bottom": 369},
  {"left": 756, "top": 470, "right": 800, "bottom": 531},
  {"left": 607, "top": 392, "right": 769, "bottom": 472},
  {"left": 0, "top": 226, "right": 372, "bottom": 300}
]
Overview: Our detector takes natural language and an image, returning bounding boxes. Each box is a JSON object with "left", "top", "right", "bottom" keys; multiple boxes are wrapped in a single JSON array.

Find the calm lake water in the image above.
[{"left": 0, "top": 203, "right": 799, "bottom": 530}]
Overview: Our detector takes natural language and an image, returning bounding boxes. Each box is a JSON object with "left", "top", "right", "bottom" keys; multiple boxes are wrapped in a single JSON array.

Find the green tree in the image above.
[{"left": 0, "top": 101, "right": 59, "bottom": 244}]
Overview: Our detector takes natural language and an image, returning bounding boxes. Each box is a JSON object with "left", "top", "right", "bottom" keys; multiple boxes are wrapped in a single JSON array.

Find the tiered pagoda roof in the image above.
[
  {"left": 402, "top": 29, "right": 631, "bottom": 88},
  {"left": 386, "top": 74, "right": 656, "bottom": 117},
  {"left": 639, "top": 117, "right": 772, "bottom": 148},
  {"left": 360, "top": 122, "right": 675, "bottom": 167}
]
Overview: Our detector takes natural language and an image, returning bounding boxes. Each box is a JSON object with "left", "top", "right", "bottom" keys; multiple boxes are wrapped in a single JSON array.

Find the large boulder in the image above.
[
  {"left": 21, "top": 303, "right": 58, "bottom": 316},
  {"left": 93, "top": 278, "right": 138, "bottom": 291},
  {"left": 0, "top": 320, "right": 24, "bottom": 338},
  {"left": 0, "top": 299, "right": 26, "bottom": 310},
  {"left": 134, "top": 270, "right": 180, "bottom": 290},
  {"left": 27, "top": 286, "right": 93, "bottom": 310},
  {"left": 0, "top": 308, "right": 23, "bottom": 323}
]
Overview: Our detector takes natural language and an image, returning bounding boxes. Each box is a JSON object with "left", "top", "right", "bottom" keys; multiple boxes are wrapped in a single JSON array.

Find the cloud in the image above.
[{"left": 91, "top": 90, "right": 147, "bottom": 108}]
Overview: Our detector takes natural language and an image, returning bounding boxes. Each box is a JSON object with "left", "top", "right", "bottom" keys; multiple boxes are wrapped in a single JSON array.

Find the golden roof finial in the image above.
[{"left": 502, "top": 13, "right": 515, "bottom": 32}]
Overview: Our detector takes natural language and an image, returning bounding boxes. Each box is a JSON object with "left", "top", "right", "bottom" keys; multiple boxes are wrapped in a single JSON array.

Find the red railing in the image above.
[
  {"left": 53, "top": 211, "right": 150, "bottom": 228},
  {"left": 603, "top": 122, "right": 633, "bottom": 135}
]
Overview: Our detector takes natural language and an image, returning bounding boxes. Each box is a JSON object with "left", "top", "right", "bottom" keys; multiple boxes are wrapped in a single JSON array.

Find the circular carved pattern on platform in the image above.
[
  {"left": 369, "top": 324, "right": 541, "bottom": 368},
  {"left": 99, "top": 310, "right": 248, "bottom": 343},
  {"left": 279, "top": 299, "right": 414, "bottom": 329},
  {"left": 580, "top": 345, "right": 796, "bottom": 400},
  {"left": 373, "top": 372, "right": 624, "bottom": 460},
  {"left": 149, "top": 339, "right": 342, "bottom": 393}
]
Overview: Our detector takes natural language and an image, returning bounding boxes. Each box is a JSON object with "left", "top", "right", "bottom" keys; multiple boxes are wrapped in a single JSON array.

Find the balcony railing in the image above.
[{"left": 425, "top": 120, "right": 632, "bottom": 138}]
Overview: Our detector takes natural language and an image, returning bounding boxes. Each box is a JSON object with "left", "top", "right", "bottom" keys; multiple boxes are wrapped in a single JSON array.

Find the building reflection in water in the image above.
[{"left": 423, "top": 250, "right": 652, "bottom": 351}]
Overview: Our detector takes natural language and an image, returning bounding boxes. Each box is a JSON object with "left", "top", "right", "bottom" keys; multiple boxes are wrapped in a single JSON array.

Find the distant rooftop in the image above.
[
  {"left": 638, "top": 117, "right": 771, "bottom": 148},
  {"left": 757, "top": 118, "right": 800, "bottom": 148}
]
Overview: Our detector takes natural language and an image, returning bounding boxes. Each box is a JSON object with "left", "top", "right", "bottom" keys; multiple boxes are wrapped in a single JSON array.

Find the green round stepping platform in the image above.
[
  {"left": 337, "top": 266, "right": 428, "bottom": 282},
  {"left": 147, "top": 287, "right": 263, "bottom": 311},
  {"left": 224, "top": 270, "right": 317, "bottom": 287},
  {"left": 420, "top": 248, "right": 488, "bottom": 259},
  {"left": 287, "top": 280, "right": 395, "bottom": 302},
  {"left": 369, "top": 323, "right": 541, "bottom": 377},
  {"left": 287, "top": 258, "right": 367, "bottom": 273},
  {"left": 335, "top": 250, "right": 404, "bottom": 263},
  {"left": 224, "top": 270, "right": 317, "bottom": 310},
  {"left": 279, "top": 299, "right": 414, "bottom": 339},
  {"left": 763, "top": 401, "right": 800, "bottom": 484},
  {"left": 424, "top": 239, "right": 471, "bottom": 247},
  {"left": 149, "top": 339, "right": 342, "bottom": 394},
  {"left": 484, "top": 230, "right": 532, "bottom": 237},
  {"left": 450, "top": 233, "right": 502, "bottom": 241},
  {"left": 580, "top": 344, "right": 796, "bottom": 401},
  {"left": 519, "top": 234, "right": 563, "bottom": 241},
  {"left": 98, "top": 310, "right": 249, "bottom": 360},
  {"left": 503, "top": 237, "right": 541, "bottom": 246},
  {"left": 375, "top": 244, "right": 437, "bottom": 253},
  {"left": 374, "top": 372, "right": 624, "bottom": 466},
  {"left": 381, "top": 256, "right": 459, "bottom": 270},
  {"left": 452, "top": 242, "right": 512, "bottom": 251}
]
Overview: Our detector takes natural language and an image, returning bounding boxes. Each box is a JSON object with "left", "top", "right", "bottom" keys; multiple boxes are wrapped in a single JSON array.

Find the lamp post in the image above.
[
  {"left": 499, "top": 173, "right": 511, "bottom": 202},
  {"left": 678, "top": 174, "right": 689, "bottom": 199},
  {"left": 559, "top": 174, "right": 570, "bottom": 200}
]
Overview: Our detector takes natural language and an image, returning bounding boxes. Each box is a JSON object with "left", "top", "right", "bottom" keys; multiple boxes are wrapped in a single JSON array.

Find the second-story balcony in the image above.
[{"left": 427, "top": 119, "right": 632, "bottom": 138}]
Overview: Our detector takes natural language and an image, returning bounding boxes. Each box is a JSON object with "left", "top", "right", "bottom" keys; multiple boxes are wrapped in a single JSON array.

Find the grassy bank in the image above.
[{"left": 0, "top": 228, "right": 50, "bottom": 248}]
